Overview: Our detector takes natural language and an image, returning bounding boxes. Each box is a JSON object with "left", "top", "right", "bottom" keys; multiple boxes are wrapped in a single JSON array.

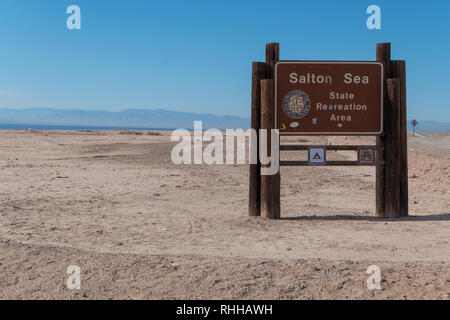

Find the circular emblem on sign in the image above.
[{"left": 282, "top": 90, "right": 311, "bottom": 119}]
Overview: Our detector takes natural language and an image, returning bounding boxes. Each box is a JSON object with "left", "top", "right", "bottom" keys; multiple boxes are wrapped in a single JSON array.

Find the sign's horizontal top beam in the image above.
[
  {"left": 280, "top": 145, "right": 382, "bottom": 151},
  {"left": 280, "top": 160, "right": 384, "bottom": 167}
]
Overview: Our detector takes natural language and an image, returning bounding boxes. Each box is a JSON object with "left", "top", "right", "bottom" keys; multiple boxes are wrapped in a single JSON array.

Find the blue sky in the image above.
[{"left": 0, "top": 0, "right": 449, "bottom": 121}]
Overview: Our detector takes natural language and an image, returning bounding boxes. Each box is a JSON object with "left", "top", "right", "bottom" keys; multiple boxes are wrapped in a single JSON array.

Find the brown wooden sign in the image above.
[
  {"left": 249, "top": 44, "right": 408, "bottom": 219},
  {"left": 275, "top": 61, "right": 383, "bottom": 135}
]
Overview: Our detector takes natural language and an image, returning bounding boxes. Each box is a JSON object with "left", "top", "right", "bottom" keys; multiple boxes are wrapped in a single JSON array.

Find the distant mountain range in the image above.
[
  {"left": 0, "top": 108, "right": 449, "bottom": 132},
  {"left": 0, "top": 108, "right": 250, "bottom": 130}
]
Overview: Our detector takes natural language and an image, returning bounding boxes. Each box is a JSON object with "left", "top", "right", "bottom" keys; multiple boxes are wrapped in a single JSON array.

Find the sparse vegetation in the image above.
[
  {"left": 119, "top": 130, "right": 162, "bottom": 136},
  {"left": 119, "top": 130, "right": 144, "bottom": 135}
]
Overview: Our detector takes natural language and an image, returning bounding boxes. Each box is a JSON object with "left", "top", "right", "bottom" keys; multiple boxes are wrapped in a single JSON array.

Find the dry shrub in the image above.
[{"left": 119, "top": 130, "right": 144, "bottom": 135}]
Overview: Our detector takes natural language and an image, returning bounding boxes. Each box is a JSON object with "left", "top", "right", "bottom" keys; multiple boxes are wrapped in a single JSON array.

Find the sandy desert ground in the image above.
[{"left": 0, "top": 129, "right": 449, "bottom": 299}]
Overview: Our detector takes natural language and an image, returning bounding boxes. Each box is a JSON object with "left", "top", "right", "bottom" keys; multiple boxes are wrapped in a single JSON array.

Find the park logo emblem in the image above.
[{"left": 282, "top": 90, "right": 311, "bottom": 119}]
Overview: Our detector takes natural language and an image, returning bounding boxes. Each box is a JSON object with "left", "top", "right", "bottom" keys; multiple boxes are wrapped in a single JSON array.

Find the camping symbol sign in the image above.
[{"left": 308, "top": 146, "right": 326, "bottom": 166}]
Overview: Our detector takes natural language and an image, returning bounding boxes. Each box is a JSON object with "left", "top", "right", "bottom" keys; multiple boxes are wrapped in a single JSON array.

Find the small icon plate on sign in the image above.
[
  {"left": 357, "top": 146, "right": 376, "bottom": 165},
  {"left": 308, "top": 146, "right": 326, "bottom": 166}
]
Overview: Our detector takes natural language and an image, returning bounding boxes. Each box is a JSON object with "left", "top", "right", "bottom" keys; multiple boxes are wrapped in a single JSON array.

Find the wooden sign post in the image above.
[
  {"left": 248, "top": 42, "right": 408, "bottom": 219},
  {"left": 260, "top": 43, "right": 280, "bottom": 219},
  {"left": 376, "top": 43, "right": 408, "bottom": 217},
  {"left": 248, "top": 62, "right": 266, "bottom": 217}
]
